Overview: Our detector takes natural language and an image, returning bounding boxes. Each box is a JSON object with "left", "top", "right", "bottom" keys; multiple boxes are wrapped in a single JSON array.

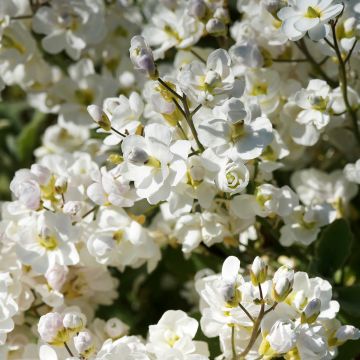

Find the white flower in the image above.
[
  {"left": 87, "top": 206, "right": 160, "bottom": 272},
  {"left": 121, "top": 124, "right": 188, "bottom": 204},
  {"left": 32, "top": 0, "right": 106, "bottom": 59},
  {"left": 335, "top": 325, "right": 360, "bottom": 343},
  {"left": 147, "top": 310, "right": 207, "bottom": 358},
  {"left": 142, "top": 5, "right": 204, "bottom": 60},
  {"left": 105, "top": 318, "right": 129, "bottom": 339},
  {"left": 230, "top": 184, "right": 299, "bottom": 219},
  {"left": 267, "top": 320, "right": 297, "bottom": 353},
  {"left": 196, "top": 102, "right": 273, "bottom": 160},
  {"left": 101, "top": 92, "right": 144, "bottom": 146},
  {"left": 291, "top": 79, "right": 332, "bottom": 146},
  {"left": 87, "top": 166, "right": 137, "bottom": 208},
  {"left": 0, "top": 272, "right": 18, "bottom": 345},
  {"left": 216, "top": 159, "right": 249, "bottom": 194},
  {"left": 15, "top": 212, "right": 79, "bottom": 274},
  {"left": 279, "top": 203, "right": 336, "bottom": 247},
  {"left": 278, "top": 0, "right": 343, "bottom": 41},
  {"left": 95, "top": 336, "right": 150, "bottom": 360},
  {"left": 178, "top": 49, "right": 243, "bottom": 105}
]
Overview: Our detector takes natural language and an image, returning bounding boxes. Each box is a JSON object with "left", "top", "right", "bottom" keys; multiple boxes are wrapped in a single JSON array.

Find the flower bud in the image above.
[
  {"left": 250, "top": 256, "right": 267, "bottom": 286},
  {"left": 45, "top": 264, "right": 69, "bottom": 292},
  {"left": 221, "top": 256, "right": 241, "bottom": 306},
  {"left": 271, "top": 266, "right": 294, "bottom": 302},
  {"left": 74, "top": 331, "right": 95, "bottom": 356},
  {"left": 38, "top": 312, "right": 68, "bottom": 345},
  {"left": 63, "top": 201, "right": 82, "bottom": 218},
  {"left": 301, "top": 298, "right": 321, "bottom": 324},
  {"left": 55, "top": 176, "right": 68, "bottom": 194},
  {"left": 87, "top": 105, "right": 111, "bottom": 131},
  {"left": 206, "top": 18, "right": 227, "bottom": 36},
  {"left": 129, "top": 35, "right": 158, "bottom": 79},
  {"left": 213, "top": 7, "right": 230, "bottom": 23},
  {"left": 188, "top": 0, "right": 207, "bottom": 19},
  {"left": 63, "top": 312, "right": 86, "bottom": 333},
  {"left": 105, "top": 318, "right": 129, "bottom": 339},
  {"left": 335, "top": 325, "right": 360, "bottom": 343}
]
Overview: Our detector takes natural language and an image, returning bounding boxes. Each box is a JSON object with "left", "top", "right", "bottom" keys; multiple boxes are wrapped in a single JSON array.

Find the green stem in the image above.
[
  {"left": 295, "top": 40, "right": 337, "bottom": 87},
  {"left": 181, "top": 94, "right": 205, "bottom": 152},
  {"left": 329, "top": 22, "right": 360, "bottom": 146},
  {"left": 64, "top": 342, "right": 74, "bottom": 357},
  {"left": 238, "top": 285, "right": 265, "bottom": 358}
]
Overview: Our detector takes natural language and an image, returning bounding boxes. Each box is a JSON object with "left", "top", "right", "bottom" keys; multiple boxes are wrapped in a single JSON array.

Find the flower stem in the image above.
[
  {"left": 238, "top": 285, "right": 265, "bottom": 358},
  {"left": 329, "top": 21, "right": 360, "bottom": 146},
  {"left": 64, "top": 342, "right": 74, "bottom": 357},
  {"left": 295, "top": 40, "right": 337, "bottom": 87}
]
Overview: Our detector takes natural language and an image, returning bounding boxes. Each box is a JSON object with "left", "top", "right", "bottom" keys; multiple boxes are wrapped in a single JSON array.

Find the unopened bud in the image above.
[
  {"left": 206, "top": 18, "right": 227, "bottom": 36},
  {"left": 129, "top": 35, "right": 158, "bottom": 79},
  {"left": 38, "top": 312, "right": 67, "bottom": 345},
  {"left": 63, "top": 201, "right": 82, "bottom": 218},
  {"left": 63, "top": 312, "right": 86, "bottom": 333},
  {"left": 272, "top": 266, "right": 294, "bottom": 302},
  {"left": 250, "top": 256, "right": 267, "bottom": 286},
  {"left": 55, "top": 176, "right": 68, "bottom": 194},
  {"left": 213, "top": 7, "right": 230, "bottom": 23},
  {"left": 335, "top": 325, "right": 360, "bottom": 343},
  {"left": 105, "top": 318, "right": 129, "bottom": 339},
  {"left": 188, "top": 0, "right": 207, "bottom": 19},
  {"left": 301, "top": 298, "right": 321, "bottom": 324},
  {"left": 87, "top": 105, "right": 111, "bottom": 131},
  {"left": 74, "top": 331, "right": 95, "bottom": 356},
  {"left": 45, "top": 264, "right": 68, "bottom": 292}
]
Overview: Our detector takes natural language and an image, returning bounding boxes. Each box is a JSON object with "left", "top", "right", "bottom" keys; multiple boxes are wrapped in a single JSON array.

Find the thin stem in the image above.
[
  {"left": 344, "top": 39, "right": 358, "bottom": 64},
  {"left": 239, "top": 303, "right": 255, "bottom": 323},
  {"left": 295, "top": 40, "right": 337, "bottom": 87},
  {"left": 82, "top": 206, "right": 99, "bottom": 219},
  {"left": 11, "top": 14, "right": 33, "bottom": 20},
  {"left": 181, "top": 94, "right": 205, "bottom": 152},
  {"left": 272, "top": 58, "right": 308, "bottom": 63},
  {"left": 191, "top": 104, "right": 202, "bottom": 116},
  {"left": 190, "top": 49, "right": 207, "bottom": 64},
  {"left": 264, "top": 302, "right": 278, "bottom": 315},
  {"left": 111, "top": 126, "right": 126, "bottom": 138},
  {"left": 324, "top": 37, "right": 336, "bottom": 50},
  {"left": 64, "top": 342, "right": 74, "bottom": 357},
  {"left": 329, "top": 21, "right": 360, "bottom": 146},
  {"left": 238, "top": 285, "right": 265, "bottom": 358},
  {"left": 231, "top": 326, "right": 237, "bottom": 360},
  {"left": 158, "top": 78, "right": 183, "bottom": 100},
  {"left": 171, "top": 98, "right": 187, "bottom": 118}
]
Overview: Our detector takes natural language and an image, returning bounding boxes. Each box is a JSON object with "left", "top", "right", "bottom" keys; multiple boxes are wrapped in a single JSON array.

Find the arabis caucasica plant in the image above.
[{"left": 0, "top": 0, "right": 360, "bottom": 359}]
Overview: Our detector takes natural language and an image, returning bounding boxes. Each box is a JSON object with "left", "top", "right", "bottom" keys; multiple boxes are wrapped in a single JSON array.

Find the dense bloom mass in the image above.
[{"left": 0, "top": 0, "right": 360, "bottom": 359}]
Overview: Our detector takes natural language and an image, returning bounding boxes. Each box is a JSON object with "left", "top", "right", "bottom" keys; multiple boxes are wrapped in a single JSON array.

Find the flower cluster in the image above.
[{"left": 0, "top": 0, "right": 360, "bottom": 358}]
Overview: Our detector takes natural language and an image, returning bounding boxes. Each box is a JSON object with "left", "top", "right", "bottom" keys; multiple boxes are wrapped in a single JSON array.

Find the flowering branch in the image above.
[{"left": 328, "top": 20, "right": 360, "bottom": 146}]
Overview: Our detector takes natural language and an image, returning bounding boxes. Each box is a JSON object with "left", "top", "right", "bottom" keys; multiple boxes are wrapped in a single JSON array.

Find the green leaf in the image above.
[
  {"left": 314, "top": 219, "right": 353, "bottom": 277},
  {"left": 336, "top": 285, "right": 360, "bottom": 317},
  {"left": 15, "top": 111, "right": 47, "bottom": 164}
]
